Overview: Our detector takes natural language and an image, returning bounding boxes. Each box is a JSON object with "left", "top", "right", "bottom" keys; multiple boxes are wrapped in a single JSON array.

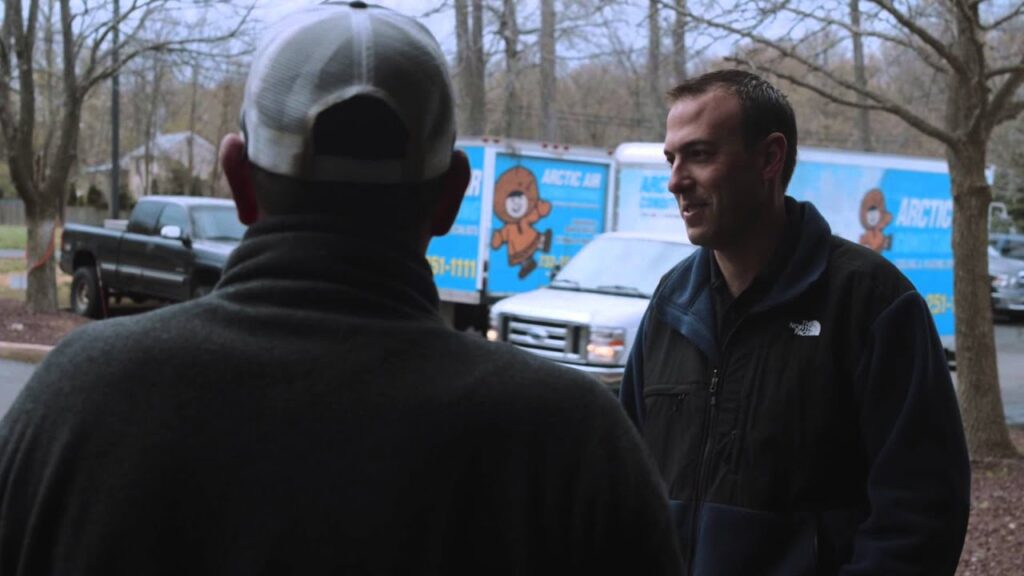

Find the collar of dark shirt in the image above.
[{"left": 710, "top": 199, "right": 802, "bottom": 337}]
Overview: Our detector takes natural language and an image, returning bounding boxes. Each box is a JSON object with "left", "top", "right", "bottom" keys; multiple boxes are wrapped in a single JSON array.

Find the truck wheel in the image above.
[
  {"left": 191, "top": 284, "right": 212, "bottom": 300},
  {"left": 71, "top": 267, "right": 104, "bottom": 319}
]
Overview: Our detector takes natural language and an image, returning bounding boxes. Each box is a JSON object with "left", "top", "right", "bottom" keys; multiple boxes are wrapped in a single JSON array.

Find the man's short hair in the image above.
[{"left": 667, "top": 69, "right": 798, "bottom": 189}]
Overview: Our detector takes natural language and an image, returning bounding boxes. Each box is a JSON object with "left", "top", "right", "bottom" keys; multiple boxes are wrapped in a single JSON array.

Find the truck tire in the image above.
[
  {"left": 191, "top": 284, "right": 213, "bottom": 299},
  {"left": 71, "top": 267, "right": 104, "bottom": 319}
]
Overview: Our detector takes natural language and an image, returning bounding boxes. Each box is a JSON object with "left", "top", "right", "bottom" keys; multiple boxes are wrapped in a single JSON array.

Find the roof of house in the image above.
[{"left": 83, "top": 132, "right": 216, "bottom": 174}]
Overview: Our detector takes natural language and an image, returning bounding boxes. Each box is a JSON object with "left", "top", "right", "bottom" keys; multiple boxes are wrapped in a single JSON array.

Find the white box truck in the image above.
[
  {"left": 488, "top": 142, "right": 956, "bottom": 387},
  {"left": 427, "top": 138, "right": 615, "bottom": 331}
]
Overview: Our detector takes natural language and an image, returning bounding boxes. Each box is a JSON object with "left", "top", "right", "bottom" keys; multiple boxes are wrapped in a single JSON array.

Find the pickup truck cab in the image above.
[
  {"left": 60, "top": 196, "right": 246, "bottom": 317},
  {"left": 487, "top": 231, "right": 697, "bottom": 387}
]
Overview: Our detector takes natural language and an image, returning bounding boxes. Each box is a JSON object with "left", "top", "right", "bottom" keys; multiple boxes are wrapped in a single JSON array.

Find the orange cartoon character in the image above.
[
  {"left": 858, "top": 188, "right": 894, "bottom": 252},
  {"left": 491, "top": 166, "right": 553, "bottom": 279}
]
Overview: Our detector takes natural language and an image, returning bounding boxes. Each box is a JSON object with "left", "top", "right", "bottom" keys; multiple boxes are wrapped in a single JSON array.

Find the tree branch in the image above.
[
  {"left": 82, "top": 5, "right": 253, "bottom": 95},
  {"left": 988, "top": 56, "right": 1024, "bottom": 130},
  {"left": 864, "top": 0, "right": 967, "bottom": 75},
  {"left": 981, "top": 1, "right": 1024, "bottom": 30},
  {"left": 668, "top": 6, "right": 954, "bottom": 148},
  {"left": 994, "top": 99, "right": 1024, "bottom": 127},
  {"left": 728, "top": 55, "right": 957, "bottom": 147},
  {"left": 987, "top": 64, "right": 1024, "bottom": 79},
  {"left": 772, "top": 3, "right": 950, "bottom": 74}
]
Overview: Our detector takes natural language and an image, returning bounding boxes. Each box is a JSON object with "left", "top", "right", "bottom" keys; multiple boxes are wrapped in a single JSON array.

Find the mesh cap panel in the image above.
[{"left": 241, "top": 2, "right": 456, "bottom": 184}]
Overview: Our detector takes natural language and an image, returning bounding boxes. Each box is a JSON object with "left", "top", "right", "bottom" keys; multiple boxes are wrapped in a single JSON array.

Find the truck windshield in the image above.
[
  {"left": 552, "top": 235, "right": 697, "bottom": 297},
  {"left": 191, "top": 206, "right": 247, "bottom": 241}
]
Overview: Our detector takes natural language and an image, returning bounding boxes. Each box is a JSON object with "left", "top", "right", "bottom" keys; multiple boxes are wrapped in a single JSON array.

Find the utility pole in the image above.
[{"left": 110, "top": 0, "right": 121, "bottom": 217}]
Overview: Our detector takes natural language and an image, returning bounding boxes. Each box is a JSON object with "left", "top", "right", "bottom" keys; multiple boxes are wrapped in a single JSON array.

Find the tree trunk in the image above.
[
  {"left": 143, "top": 58, "right": 165, "bottom": 197},
  {"left": 468, "top": 0, "right": 485, "bottom": 135},
  {"left": 454, "top": 0, "right": 471, "bottom": 132},
  {"left": 539, "top": 0, "right": 557, "bottom": 142},
  {"left": 454, "top": 0, "right": 485, "bottom": 136},
  {"left": 945, "top": 1, "right": 1018, "bottom": 459},
  {"left": 647, "top": 0, "right": 663, "bottom": 137},
  {"left": 188, "top": 64, "right": 199, "bottom": 185},
  {"left": 849, "top": 0, "right": 873, "bottom": 151},
  {"left": 23, "top": 200, "right": 60, "bottom": 313},
  {"left": 949, "top": 147, "right": 1017, "bottom": 458},
  {"left": 672, "top": 0, "right": 687, "bottom": 84},
  {"left": 500, "top": 0, "right": 520, "bottom": 139}
]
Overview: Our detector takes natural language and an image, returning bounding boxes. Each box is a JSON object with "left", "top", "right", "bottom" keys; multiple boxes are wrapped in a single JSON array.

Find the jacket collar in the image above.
[
  {"left": 652, "top": 197, "right": 831, "bottom": 360},
  {"left": 216, "top": 214, "right": 442, "bottom": 323}
]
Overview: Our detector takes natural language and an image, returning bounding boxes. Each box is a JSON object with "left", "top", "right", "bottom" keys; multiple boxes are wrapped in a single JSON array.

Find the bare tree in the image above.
[
  {"left": 848, "top": 0, "right": 873, "bottom": 151},
  {"left": 498, "top": 0, "right": 521, "bottom": 138},
  {"left": 672, "top": 0, "right": 687, "bottom": 84},
  {"left": 646, "top": 0, "right": 663, "bottom": 133},
  {"left": 540, "top": 0, "right": 557, "bottom": 141},
  {"left": 454, "top": 0, "right": 487, "bottom": 136},
  {"left": 0, "top": 0, "right": 251, "bottom": 313},
  {"left": 670, "top": 0, "right": 1024, "bottom": 459},
  {"left": 142, "top": 55, "right": 167, "bottom": 196}
]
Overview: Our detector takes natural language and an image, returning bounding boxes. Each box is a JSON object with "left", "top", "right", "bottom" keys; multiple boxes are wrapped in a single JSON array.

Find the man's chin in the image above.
[{"left": 685, "top": 228, "right": 711, "bottom": 247}]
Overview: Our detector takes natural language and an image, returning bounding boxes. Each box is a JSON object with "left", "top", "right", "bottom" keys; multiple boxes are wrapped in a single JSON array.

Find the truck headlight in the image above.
[
  {"left": 586, "top": 327, "right": 626, "bottom": 365},
  {"left": 487, "top": 316, "right": 500, "bottom": 341},
  {"left": 993, "top": 273, "right": 1011, "bottom": 289}
]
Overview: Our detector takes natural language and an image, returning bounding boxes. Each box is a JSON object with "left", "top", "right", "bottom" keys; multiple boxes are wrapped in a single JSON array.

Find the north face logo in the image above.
[{"left": 789, "top": 320, "right": 821, "bottom": 336}]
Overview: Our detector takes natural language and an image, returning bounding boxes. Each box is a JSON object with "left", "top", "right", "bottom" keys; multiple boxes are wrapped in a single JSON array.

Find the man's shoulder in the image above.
[
  {"left": 827, "top": 235, "right": 916, "bottom": 296},
  {"left": 447, "top": 331, "right": 608, "bottom": 392},
  {"left": 27, "top": 303, "right": 207, "bottom": 397},
  {"left": 438, "top": 330, "right": 622, "bottom": 414}
]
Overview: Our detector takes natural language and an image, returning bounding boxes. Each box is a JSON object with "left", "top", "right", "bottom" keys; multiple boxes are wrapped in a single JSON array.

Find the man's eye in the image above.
[{"left": 689, "top": 149, "right": 710, "bottom": 160}]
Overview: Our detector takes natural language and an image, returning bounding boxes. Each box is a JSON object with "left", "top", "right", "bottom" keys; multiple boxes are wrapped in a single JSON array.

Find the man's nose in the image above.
[{"left": 667, "top": 162, "right": 692, "bottom": 195}]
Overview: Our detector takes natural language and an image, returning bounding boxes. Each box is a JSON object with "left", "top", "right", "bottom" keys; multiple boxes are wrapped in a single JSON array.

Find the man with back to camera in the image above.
[
  {"left": 0, "top": 3, "right": 683, "bottom": 573},
  {"left": 619, "top": 69, "right": 970, "bottom": 575}
]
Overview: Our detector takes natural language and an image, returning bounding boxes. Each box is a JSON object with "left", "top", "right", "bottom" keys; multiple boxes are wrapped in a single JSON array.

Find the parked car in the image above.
[
  {"left": 989, "top": 232, "right": 1024, "bottom": 259},
  {"left": 60, "top": 196, "right": 246, "bottom": 318},
  {"left": 989, "top": 245, "right": 1024, "bottom": 317}
]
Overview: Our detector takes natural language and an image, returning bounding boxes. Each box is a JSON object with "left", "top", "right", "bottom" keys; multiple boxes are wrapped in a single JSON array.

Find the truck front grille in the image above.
[{"left": 501, "top": 315, "right": 585, "bottom": 363}]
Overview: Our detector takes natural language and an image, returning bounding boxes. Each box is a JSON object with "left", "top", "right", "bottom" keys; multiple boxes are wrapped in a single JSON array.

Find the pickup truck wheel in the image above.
[
  {"left": 71, "top": 267, "right": 103, "bottom": 319},
  {"left": 191, "top": 284, "right": 212, "bottom": 300}
]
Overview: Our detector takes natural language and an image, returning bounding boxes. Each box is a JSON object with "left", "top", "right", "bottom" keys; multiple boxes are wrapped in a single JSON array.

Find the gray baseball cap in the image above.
[{"left": 241, "top": 1, "right": 456, "bottom": 184}]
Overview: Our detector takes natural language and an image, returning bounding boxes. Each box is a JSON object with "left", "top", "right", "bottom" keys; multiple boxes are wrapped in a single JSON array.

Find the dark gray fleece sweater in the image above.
[{"left": 0, "top": 216, "right": 681, "bottom": 575}]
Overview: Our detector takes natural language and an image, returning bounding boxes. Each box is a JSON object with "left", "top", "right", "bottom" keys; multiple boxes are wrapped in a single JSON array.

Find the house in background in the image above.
[{"left": 80, "top": 132, "right": 218, "bottom": 205}]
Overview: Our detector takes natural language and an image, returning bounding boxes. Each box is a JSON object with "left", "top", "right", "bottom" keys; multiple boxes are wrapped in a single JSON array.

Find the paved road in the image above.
[
  {"left": 992, "top": 320, "right": 1024, "bottom": 424},
  {"left": 0, "top": 250, "right": 23, "bottom": 259},
  {"left": 0, "top": 359, "right": 34, "bottom": 418}
]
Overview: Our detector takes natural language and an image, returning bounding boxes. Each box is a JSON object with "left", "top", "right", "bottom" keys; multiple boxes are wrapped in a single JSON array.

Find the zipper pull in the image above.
[
  {"left": 672, "top": 392, "right": 687, "bottom": 413},
  {"left": 709, "top": 369, "right": 719, "bottom": 407}
]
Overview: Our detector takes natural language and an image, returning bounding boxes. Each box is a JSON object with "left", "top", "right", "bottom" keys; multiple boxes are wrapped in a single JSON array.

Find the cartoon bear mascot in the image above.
[
  {"left": 858, "top": 187, "right": 894, "bottom": 252},
  {"left": 491, "top": 166, "right": 553, "bottom": 279}
]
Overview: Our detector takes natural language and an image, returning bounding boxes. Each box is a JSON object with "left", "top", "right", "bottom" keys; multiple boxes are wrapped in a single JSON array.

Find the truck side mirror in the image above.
[
  {"left": 160, "top": 225, "right": 183, "bottom": 240},
  {"left": 160, "top": 225, "right": 191, "bottom": 248}
]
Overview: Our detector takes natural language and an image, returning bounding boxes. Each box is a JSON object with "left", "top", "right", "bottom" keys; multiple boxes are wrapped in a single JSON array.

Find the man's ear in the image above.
[
  {"left": 430, "top": 149, "right": 471, "bottom": 237},
  {"left": 220, "top": 133, "right": 260, "bottom": 225},
  {"left": 761, "top": 132, "right": 787, "bottom": 187}
]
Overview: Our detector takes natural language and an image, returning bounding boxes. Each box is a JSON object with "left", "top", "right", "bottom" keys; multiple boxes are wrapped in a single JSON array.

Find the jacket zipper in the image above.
[{"left": 687, "top": 367, "right": 720, "bottom": 569}]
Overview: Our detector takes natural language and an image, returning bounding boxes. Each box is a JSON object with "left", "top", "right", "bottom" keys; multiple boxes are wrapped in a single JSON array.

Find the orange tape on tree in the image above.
[{"left": 26, "top": 221, "right": 60, "bottom": 273}]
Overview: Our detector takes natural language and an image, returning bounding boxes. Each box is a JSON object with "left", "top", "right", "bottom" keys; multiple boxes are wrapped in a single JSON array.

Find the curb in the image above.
[{"left": 0, "top": 342, "right": 53, "bottom": 364}]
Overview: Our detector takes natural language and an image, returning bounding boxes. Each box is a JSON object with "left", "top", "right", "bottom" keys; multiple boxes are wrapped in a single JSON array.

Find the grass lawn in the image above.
[{"left": 0, "top": 226, "right": 26, "bottom": 250}]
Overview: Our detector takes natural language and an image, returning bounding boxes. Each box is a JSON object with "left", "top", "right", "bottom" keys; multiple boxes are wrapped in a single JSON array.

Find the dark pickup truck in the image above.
[{"left": 60, "top": 196, "right": 246, "bottom": 317}]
